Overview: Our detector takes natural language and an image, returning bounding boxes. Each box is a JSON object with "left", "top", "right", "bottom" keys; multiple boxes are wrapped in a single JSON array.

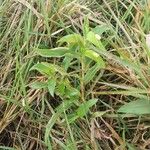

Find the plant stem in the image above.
[{"left": 81, "top": 55, "right": 85, "bottom": 102}]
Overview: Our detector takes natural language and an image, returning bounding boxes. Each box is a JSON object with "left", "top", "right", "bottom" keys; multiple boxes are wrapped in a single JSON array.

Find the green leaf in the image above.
[
  {"left": 68, "top": 113, "right": 79, "bottom": 124},
  {"left": 58, "top": 34, "right": 84, "bottom": 46},
  {"left": 84, "top": 49, "right": 105, "bottom": 66},
  {"left": 84, "top": 63, "right": 101, "bottom": 84},
  {"left": 77, "top": 99, "right": 98, "bottom": 118},
  {"left": 65, "top": 87, "right": 80, "bottom": 99},
  {"left": 56, "top": 99, "right": 76, "bottom": 113},
  {"left": 92, "top": 111, "right": 107, "bottom": 118},
  {"left": 92, "top": 25, "right": 110, "bottom": 36},
  {"left": 118, "top": 99, "right": 150, "bottom": 115},
  {"left": 50, "top": 64, "right": 67, "bottom": 76},
  {"left": 31, "top": 62, "right": 67, "bottom": 76},
  {"left": 48, "top": 79, "right": 56, "bottom": 97},
  {"left": 86, "top": 31, "right": 105, "bottom": 50},
  {"left": 0, "top": 146, "right": 16, "bottom": 150},
  {"left": 62, "top": 53, "right": 74, "bottom": 71},
  {"left": 45, "top": 100, "right": 75, "bottom": 149},
  {"left": 30, "top": 62, "right": 55, "bottom": 76},
  {"left": 68, "top": 99, "right": 98, "bottom": 123},
  {"left": 83, "top": 16, "right": 89, "bottom": 37},
  {"left": 126, "top": 143, "right": 138, "bottom": 150},
  {"left": 56, "top": 82, "right": 66, "bottom": 96},
  {"left": 30, "top": 81, "right": 47, "bottom": 89},
  {"left": 36, "top": 47, "right": 69, "bottom": 57}
]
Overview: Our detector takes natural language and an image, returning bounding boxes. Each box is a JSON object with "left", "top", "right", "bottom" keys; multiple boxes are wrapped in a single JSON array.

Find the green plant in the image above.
[
  {"left": 30, "top": 20, "right": 107, "bottom": 107},
  {"left": 30, "top": 21, "right": 109, "bottom": 148}
]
